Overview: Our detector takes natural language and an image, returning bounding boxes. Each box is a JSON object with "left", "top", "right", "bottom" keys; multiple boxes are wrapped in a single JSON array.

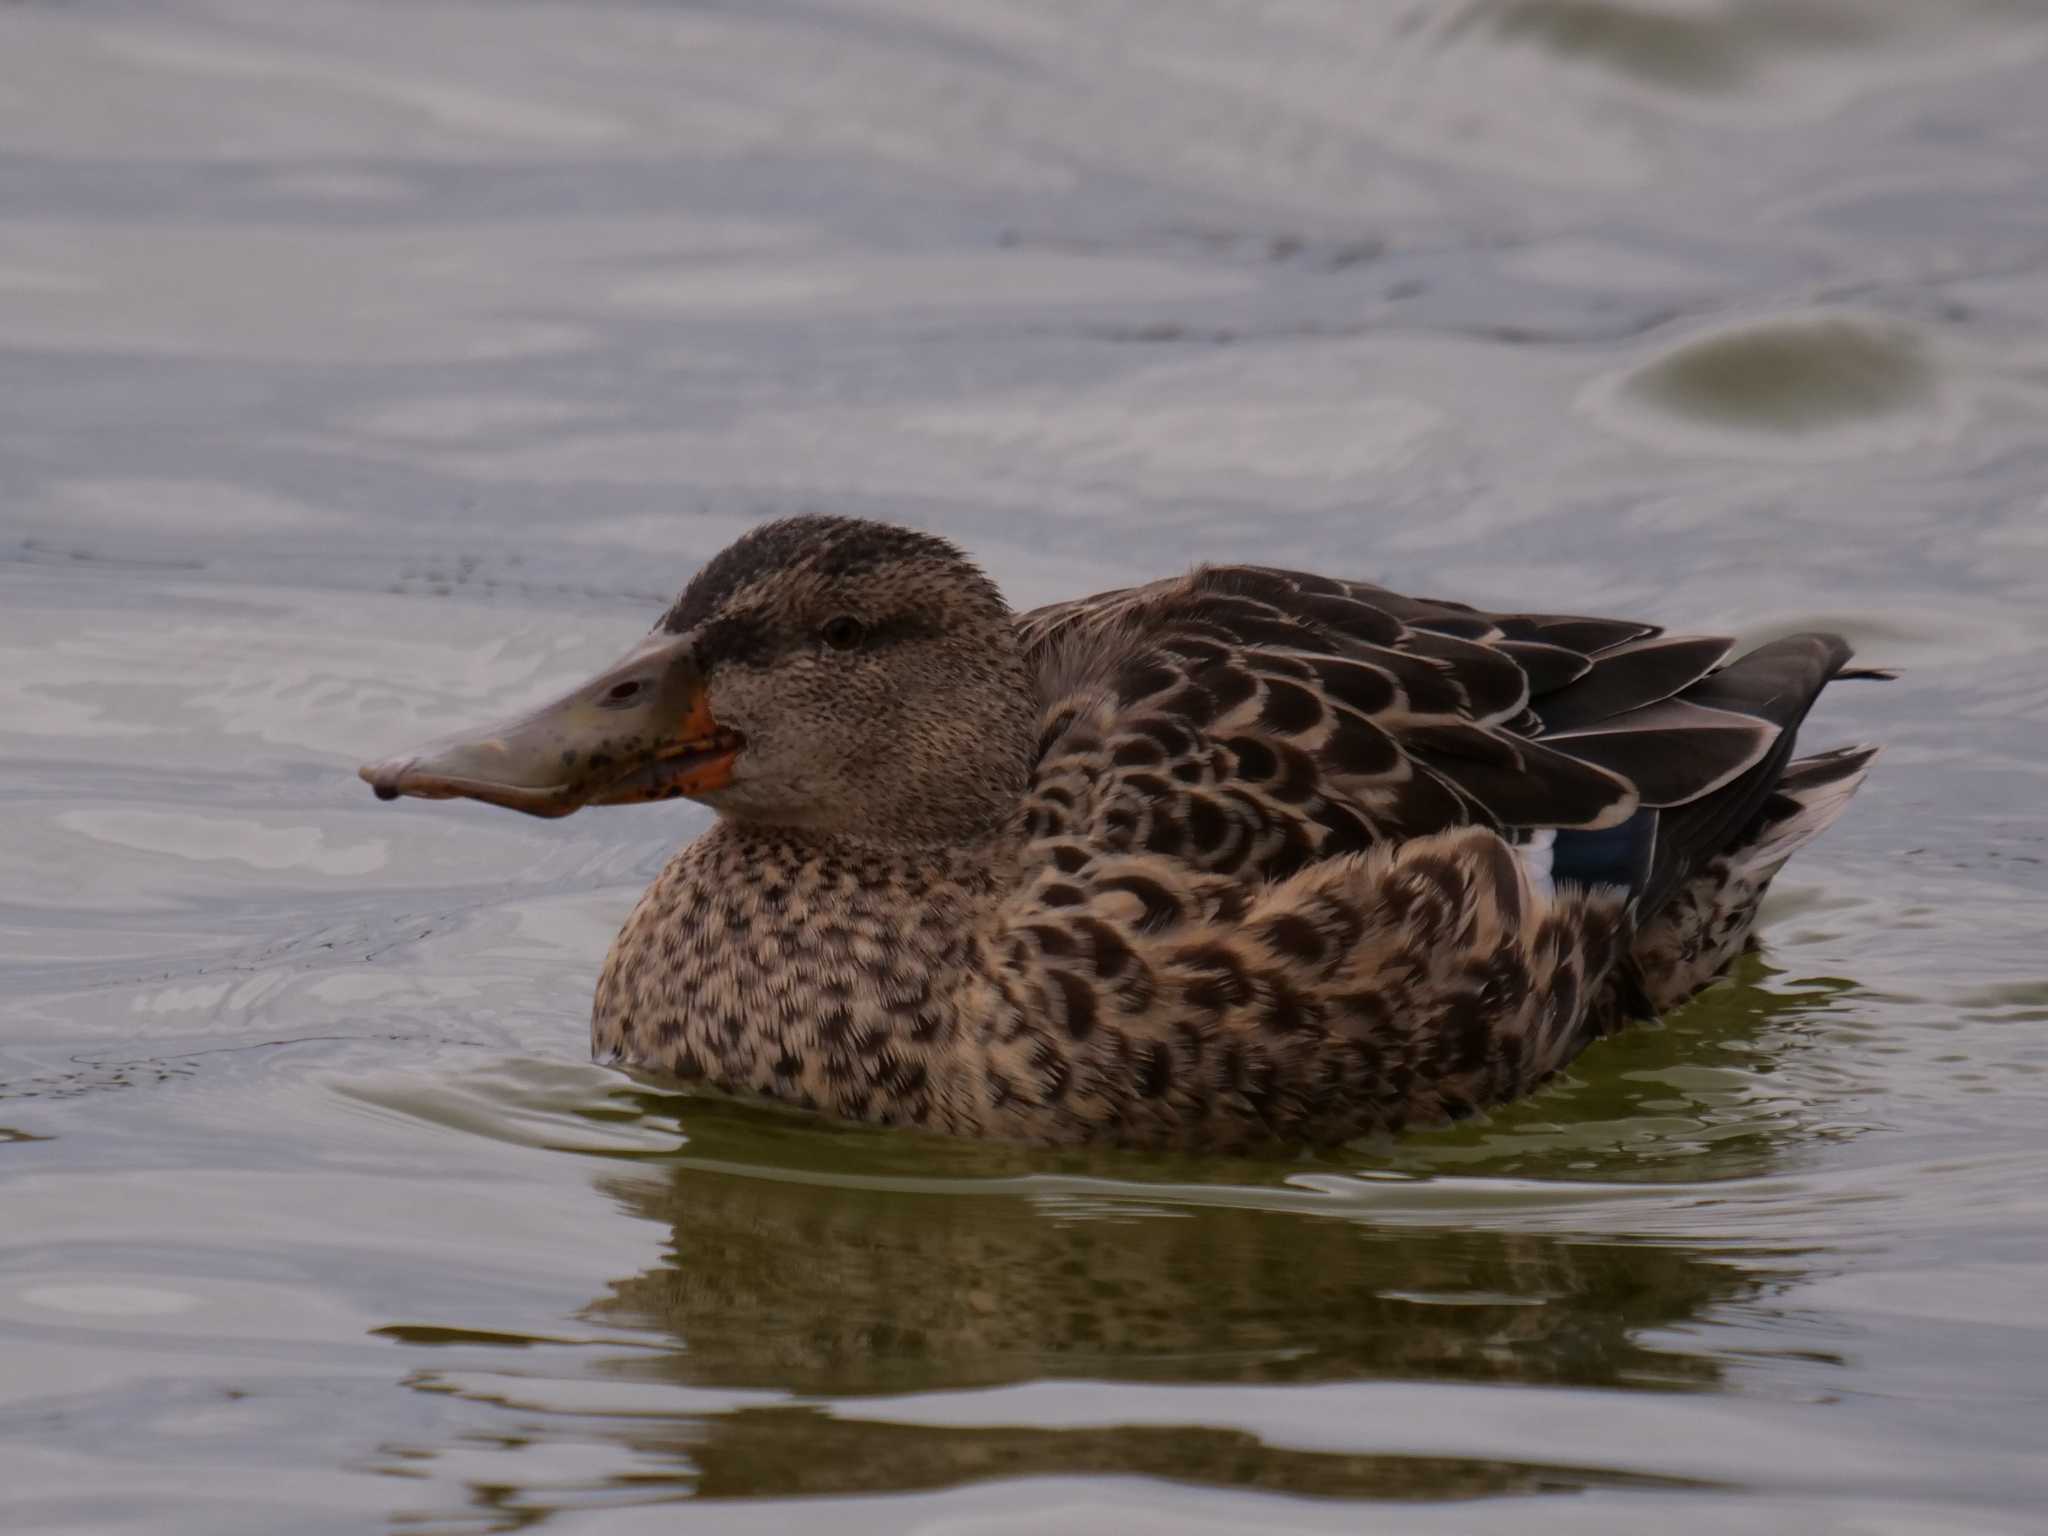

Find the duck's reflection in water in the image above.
[{"left": 563, "top": 1159, "right": 1778, "bottom": 1500}]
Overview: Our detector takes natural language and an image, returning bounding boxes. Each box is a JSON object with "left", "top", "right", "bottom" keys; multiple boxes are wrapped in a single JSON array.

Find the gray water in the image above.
[{"left": 5, "top": 2, "right": 2048, "bottom": 1532}]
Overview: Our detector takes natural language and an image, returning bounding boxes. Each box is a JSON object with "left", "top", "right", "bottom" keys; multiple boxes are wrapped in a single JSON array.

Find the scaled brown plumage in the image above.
[{"left": 363, "top": 515, "right": 1881, "bottom": 1150}]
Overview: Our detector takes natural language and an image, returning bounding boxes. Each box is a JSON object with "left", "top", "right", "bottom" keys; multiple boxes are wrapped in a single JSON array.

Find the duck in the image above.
[{"left": 361, "top": 514, "right": 1881, "bottom": 1151}]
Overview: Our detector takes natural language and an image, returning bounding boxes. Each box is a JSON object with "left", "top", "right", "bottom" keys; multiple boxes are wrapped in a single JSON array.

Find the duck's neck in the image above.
[{"left": 592, "top": 819, "right": 1015, "bottom": 1130}]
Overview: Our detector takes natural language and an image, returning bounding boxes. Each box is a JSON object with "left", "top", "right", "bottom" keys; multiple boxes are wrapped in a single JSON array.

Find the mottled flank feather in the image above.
[{"left": 581, "top": 518, "right": 1881, "bottom": 1149}]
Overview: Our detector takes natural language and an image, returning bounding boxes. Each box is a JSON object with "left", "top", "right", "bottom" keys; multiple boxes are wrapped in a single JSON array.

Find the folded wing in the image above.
[{"left": 1016, "top": 566, "right": 1839, "bottom": 913}]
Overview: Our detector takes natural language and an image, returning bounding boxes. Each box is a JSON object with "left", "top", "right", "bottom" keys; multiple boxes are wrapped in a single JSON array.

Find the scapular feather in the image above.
[
  {"left": 1532, "top": 634, "right": 1734, "bottom": 733},
  {"left": 1542, "top": 699, "right": 1780, "bottom": 808}
]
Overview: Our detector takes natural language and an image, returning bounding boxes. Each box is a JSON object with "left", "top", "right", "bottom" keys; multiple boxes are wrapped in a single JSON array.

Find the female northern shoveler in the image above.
[{"left": 363, "top": 515, "right": 1880, "bottom": 1150}]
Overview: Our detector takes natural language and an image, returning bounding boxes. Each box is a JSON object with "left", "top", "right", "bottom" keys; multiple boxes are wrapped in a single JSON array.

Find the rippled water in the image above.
[{"left": 5, "top": 2, "right": 2048, "bottom": 1531}]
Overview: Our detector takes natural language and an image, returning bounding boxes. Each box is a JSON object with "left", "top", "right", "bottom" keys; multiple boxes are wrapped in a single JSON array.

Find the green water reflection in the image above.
[
  {"left": 1625, "top": 318, "right": 1933, "bottom": 434},
  {"left": 1487, "top": 0, "right": 1879, "bottom": 92}
]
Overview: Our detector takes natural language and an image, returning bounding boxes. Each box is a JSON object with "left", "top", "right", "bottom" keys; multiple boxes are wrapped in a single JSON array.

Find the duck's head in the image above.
[{"left": 360, "top": 516, "right": 1038, "bottom": 844}]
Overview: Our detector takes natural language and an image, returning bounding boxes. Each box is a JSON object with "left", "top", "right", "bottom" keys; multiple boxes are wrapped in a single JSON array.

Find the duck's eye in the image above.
[{"left": 820, "top": 616, "right": 866, "bottom": 651}]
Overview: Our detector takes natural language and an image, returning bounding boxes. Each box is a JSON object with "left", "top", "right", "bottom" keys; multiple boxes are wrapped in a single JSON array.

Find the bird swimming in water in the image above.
[{"left": 362, "top": 515, "right": 1881, "bottom": 1151}]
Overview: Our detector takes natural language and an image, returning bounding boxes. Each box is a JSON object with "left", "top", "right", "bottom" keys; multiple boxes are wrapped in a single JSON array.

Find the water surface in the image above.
[{"left": 5, "top": 2, "right": 2048, "bottom": 1532}]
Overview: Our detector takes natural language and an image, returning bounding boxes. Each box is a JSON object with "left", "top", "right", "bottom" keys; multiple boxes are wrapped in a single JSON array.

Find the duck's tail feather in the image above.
[
  {"left": 1548, "top": 632, "right": 1883, "bottom": 1019},
  {"left": 1731, "top": 743, "right": 1881, "bottom": 882},
  {"left": 1624, "top": 741, "right": 1879, "bottom": 1013},
  {"left": 1628, "top": 632, "right": 1875, "bottom": 919}
]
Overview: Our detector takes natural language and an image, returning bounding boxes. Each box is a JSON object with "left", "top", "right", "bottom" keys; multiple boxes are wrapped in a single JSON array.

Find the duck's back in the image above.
[{"left": 964, "top": 566, "right": 1876, "bottom": 1146}]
